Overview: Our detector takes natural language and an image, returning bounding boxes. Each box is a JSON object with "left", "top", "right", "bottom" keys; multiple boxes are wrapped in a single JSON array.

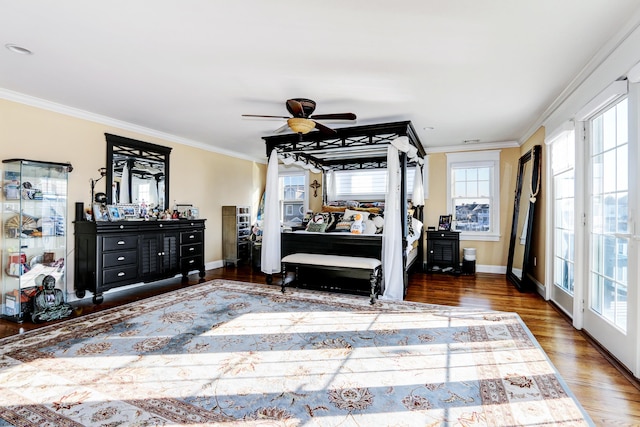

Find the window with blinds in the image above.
[{"left": 333, "top": 169, "right": 415, "bottom": 200}]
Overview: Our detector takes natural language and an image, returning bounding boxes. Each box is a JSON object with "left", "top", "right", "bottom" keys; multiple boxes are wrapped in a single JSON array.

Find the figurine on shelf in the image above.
[{"left": 31, "top": 275, "right": 73, "bottom": 323}]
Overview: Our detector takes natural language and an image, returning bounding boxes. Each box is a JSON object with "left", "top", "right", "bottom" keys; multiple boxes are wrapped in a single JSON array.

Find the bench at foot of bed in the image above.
[{"left": 281, "top": 253, "right": 382, "bottom": 304}]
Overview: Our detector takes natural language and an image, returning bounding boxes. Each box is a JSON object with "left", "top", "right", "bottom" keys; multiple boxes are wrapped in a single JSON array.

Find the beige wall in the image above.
[
  {"left": 0, "top": 99, "right": 266, "bottom": 291},
  {"left": 424, "top": 147, "right": 521, "bottom": 269}
]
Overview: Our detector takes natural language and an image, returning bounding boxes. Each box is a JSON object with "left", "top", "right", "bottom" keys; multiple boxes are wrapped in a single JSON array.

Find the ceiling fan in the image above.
[{"left": 242, "top": 98, "right": 356, "bottom": 135}]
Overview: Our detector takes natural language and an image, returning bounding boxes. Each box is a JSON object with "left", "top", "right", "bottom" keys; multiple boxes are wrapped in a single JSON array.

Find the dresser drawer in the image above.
[
  {"left": 180, "top": 230, "right": 203, "bottom": 244},
  {"left": 427, "top": 231, "right": 459, "bottom": 240},
  {"left": 180, "top": 243, "right": 202, "bottom": 257},
  {"left": 103, "top": 235, "right": 138, "bottom": 251},
  {"left": 181, "top": 255, "right": 202, "bottom": 271},
  {"left": 102, "top": 265, "right": 138, "bottom": 285},
  {"left": 103, "top": 250, "right": 137, "bottom": 268}
]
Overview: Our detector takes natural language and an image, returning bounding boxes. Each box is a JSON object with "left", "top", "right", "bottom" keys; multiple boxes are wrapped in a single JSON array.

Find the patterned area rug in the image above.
[{"left": 0, "top": 280, "right": 593, "bottom": 426}]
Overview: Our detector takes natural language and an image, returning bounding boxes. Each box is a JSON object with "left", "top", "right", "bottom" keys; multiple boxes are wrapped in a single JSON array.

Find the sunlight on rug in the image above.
[{"left": 0, "top": 280, "right": 593, "bottom": 426}]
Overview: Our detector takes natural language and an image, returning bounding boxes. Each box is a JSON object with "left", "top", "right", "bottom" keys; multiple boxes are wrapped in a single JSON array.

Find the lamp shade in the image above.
[{"left": 287, "top": 118, "right": 316, "bottom": 134}]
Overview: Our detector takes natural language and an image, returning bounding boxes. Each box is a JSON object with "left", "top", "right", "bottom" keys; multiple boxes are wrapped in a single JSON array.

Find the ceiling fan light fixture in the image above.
[{"left": 287, "top": 118, "right": 315, "bottom": 134}]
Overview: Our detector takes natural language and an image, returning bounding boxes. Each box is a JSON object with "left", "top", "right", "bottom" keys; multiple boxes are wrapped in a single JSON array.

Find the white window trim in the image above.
[
  {"left": 278, "top": 165, "right": 309, "bottom": 220},
  {"left": 446, "top": 150, "right": 501, "bottom": 242}
]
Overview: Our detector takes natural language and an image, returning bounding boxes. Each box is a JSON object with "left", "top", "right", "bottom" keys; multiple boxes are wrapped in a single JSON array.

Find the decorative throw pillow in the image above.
[
  {"left": 324, "top": 212, "right": 341, "bottom": 232},
  {"left": 306, "top": 222, "right": 327, "bottom": 233},
  {"left": 371, "top": 214, "right": 384, "bottom": 234},
  {"left": 305, "top": 213, "right": 324, "bottom": 232},
  {"left": 407, "top": 214, "right": 415, "bottom": 236},
  {"left": 343, "top": 208, "right": 361, "bottom": 221},
  {"left": 334, "top": 220, "right": 354, "bottom": 232}
]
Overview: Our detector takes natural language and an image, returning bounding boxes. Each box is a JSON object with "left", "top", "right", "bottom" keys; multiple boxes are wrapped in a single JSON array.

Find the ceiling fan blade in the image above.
[
  {"left": 309, "top": 113, "right": 357, "bottom": 121},
  {"left": 286, "top": 99, "right": 306, "bottom": 117},
  {"left": 242, "top": 114, "right": 291, "bottom": 119},
  {"left": 312, "top": 120, "right": 338, "bottom": 135},
  {"left": 273, "top": 123, "right": 290, "bottom": 134}
]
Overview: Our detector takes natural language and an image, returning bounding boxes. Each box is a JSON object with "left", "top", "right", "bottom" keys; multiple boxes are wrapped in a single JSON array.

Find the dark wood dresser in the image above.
[{"left": 74, "top": 219, "right": 206, "bottom": 303}]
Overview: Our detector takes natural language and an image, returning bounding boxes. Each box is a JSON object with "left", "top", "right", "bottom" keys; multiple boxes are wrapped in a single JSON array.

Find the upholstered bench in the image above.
[{"left": 281, "top": 253, "right": 382, "bottom": 304}]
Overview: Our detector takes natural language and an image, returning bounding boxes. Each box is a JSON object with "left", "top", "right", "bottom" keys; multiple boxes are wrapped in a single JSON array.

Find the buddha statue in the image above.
[{"left": 31, "top": 275, "right": 73, "bottom": 323}]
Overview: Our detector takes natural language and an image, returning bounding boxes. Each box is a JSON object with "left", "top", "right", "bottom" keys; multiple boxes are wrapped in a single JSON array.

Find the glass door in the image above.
[
  {"left": 583, "top": 97, "right": 637, "bottom": 371},
  {"left": 550, "top": 131, "right": 576, "bottom": 316}
]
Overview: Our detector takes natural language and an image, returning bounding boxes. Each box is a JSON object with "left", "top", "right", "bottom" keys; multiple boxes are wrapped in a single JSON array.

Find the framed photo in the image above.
[
  {"left": 118, "top": 203, "right": 139, "bottom": 220},
  {"left": 93, "top": 203, "right": 108, "bottom": 221},
  {"left": 438, "top": 214, "right": 452, "bottom": 231},
  {"left": 176, "top": 204, "right": 192, "bottom": 218},
  {"left": 107, "top": 205, "right": 122, "bottom": 221},
  {"left": 188, "top": 207, "right": 199, "bottom": 219}
]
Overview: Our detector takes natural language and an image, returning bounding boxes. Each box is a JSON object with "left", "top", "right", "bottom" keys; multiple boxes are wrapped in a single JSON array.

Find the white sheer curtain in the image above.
[
  {"left": 149, "top": 179, "right": 159, "bottom": 207},
  {"left": 380, "top": 140, "right": 405, "bottom": 301},
  {"left": 412, "top": 165, "right": 424, "bottom": 207},
  {"left": 120, "top": 162, "right": 130, "bottom": 203},
  {"left": 261, "top": 149, "right": 281, "bottom": 274},
  {"left": 326, "top": 170, "right": 337, "bottom": 202}
]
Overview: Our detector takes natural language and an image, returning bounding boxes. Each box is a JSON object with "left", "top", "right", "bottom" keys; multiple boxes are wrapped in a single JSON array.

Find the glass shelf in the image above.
[{"left": 1, "top": 158, "right": 72, "bottom": 322}]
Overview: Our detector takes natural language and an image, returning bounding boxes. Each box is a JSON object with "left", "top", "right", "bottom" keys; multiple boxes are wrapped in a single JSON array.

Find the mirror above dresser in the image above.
[{"left": 105, "top": 133, "right": 172, "bottom": 211}]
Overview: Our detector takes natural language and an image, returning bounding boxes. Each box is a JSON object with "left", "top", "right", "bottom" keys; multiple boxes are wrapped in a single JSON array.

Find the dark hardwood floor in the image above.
[{"left": 1, "top": 266, "right": 639, "bottom": 425}]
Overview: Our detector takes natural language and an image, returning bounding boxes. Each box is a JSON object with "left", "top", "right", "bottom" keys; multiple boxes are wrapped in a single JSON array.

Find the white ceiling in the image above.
[{"left": 2, "top": 1, "right": 640, "bottom": 162}]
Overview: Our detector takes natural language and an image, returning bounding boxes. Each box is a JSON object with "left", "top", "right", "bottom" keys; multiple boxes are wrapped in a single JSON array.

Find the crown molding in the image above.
[
  {"left": 425, "top": 140, "right": 519, "bottom": 154},
  {"left": 0, "top": 88, "right": 266, "bottom": 164}
]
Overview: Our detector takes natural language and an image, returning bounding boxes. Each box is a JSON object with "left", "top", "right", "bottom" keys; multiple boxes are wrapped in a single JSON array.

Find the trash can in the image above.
[{"left": 462, "top": 248, "right": 476, "bottom": 275}]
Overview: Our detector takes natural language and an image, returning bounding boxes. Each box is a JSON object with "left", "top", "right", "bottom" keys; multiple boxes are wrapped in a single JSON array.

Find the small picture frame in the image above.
[
  {"left": 438, "top": 214, "right": 452, "bottom": 231},
  {"left": 188, "top": 207, "right": 199, "bottom": 219},
  {"left": 176, "top": 204, "right": 192, "bottom": 218},
  {"left": 107, "top": 205, "right": 122, "bottom": 221},
  {"left": 93, "top": 203, "right": 108, "bottom": 221},
  {"left": 118, "top": 203, "right": 139, "bottom": 220}
]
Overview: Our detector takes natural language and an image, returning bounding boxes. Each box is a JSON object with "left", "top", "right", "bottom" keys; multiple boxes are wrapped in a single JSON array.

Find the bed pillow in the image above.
[
  {"left": 342, "top": 208, "right": 364, "bottom": 221},
  {"left": 406, "top": 217, "right": 423, "bottom": 245},
  {"left": 363, "top": 219, "right": 377, "bottom": 235},
  {"left": 324, "top": 212, "right": 342, "bottom": 232},
  {"left": 333, "top": 220, "right": 354, "bottom": 232},
  {"left": 321, "top": 205, "right": 346, "bottom": 213},
  {"left": 305, "top": 213, "right": 325, "bottom": 232},
  {"left": 306, "top": 222, "right": 327, "bottom": 233},
  {"left": 371, "top": 214, "right": 384, "bottom": 234}
]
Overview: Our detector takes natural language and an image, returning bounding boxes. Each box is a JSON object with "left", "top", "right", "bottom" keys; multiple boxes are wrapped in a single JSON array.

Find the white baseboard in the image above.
[
  {"left": 476, "top": 264, "right": 506, "bottom": 274},
  {"left": 207, "top": 260, "right": 224, "bottom": 270}
]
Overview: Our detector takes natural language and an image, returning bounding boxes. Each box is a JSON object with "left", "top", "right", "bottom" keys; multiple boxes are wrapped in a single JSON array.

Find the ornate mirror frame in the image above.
[
  {"left": 105, "top": 133, "right": 172, "bottom": 210},
  {"left": 506, "top": 145, "right": 541, "bottom": 292}
]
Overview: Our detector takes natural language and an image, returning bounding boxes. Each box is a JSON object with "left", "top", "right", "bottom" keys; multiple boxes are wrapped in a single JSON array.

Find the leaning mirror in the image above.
[
  {"left": 507, "top": 145, "right": 541, "bottom": 291},
  {"left": 105, "top": 133, "right": 172, "bottom": 210}
]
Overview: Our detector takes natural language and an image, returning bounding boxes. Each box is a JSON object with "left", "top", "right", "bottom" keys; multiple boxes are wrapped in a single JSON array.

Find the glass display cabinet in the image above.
[{"left": 1, "top": 159, "right": 72, "bottom": 322}]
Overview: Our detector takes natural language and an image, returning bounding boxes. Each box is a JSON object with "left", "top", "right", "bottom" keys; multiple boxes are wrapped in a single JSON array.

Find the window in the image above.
[
  {"left": 332, "top": 168, "right": 417, "bottom": 201},
  {"left": 278, "top": 168, "right": 307, "bottom": 224},
  {"left": 446, "top": 150, "right": 500, "bottom": 241}
]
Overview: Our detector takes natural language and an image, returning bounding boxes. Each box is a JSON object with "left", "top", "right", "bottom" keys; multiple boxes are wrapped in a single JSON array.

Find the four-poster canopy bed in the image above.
[{"left": 261, "top": 121, "right": 427, "bottom": 300}]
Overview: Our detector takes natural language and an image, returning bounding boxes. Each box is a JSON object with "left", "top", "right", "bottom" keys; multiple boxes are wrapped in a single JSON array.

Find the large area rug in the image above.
[{"left": 0, "top": 280, "right": 593, "bottom": 426}]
